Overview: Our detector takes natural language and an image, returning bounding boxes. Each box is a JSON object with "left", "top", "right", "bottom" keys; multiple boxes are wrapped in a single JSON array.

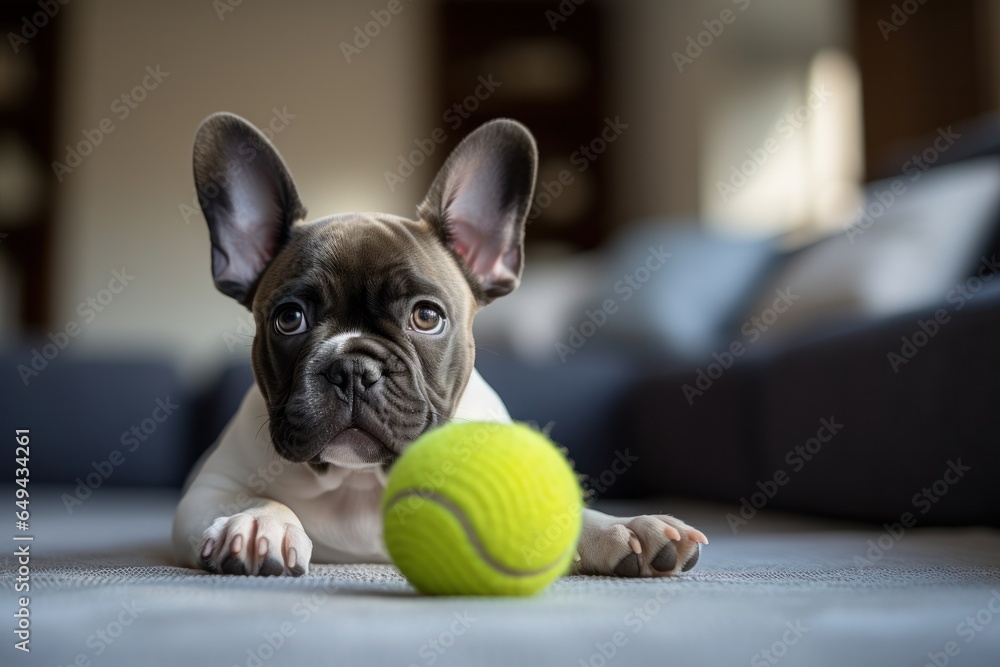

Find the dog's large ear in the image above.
[
  {"left": 418, "top": 119, "right": 537, "bottom": 304},
  {"left": 193, "top": 112, "right": 307, "bottom": 306}
]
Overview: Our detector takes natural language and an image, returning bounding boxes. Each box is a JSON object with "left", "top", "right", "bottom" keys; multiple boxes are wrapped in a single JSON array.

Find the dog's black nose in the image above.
[{"left": 325, "top": 355, "right": 382, "bottom": 394}]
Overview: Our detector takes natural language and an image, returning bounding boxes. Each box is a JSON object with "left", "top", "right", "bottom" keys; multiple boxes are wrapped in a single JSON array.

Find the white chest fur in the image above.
[{"left": 175, "top": 368, "right": 512, "bottom": 565}]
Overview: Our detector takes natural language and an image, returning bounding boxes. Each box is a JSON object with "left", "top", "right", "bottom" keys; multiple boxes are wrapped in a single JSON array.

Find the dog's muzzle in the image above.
[{"left": 311, "top": 352, "right": 399, "bottom": 468}]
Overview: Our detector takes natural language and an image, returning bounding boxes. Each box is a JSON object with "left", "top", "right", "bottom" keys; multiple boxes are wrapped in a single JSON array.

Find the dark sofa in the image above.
[
  {"left": 618, "top": 284, "right": 1000, "bottom": 526},
  {"left": 481, "top": 115, "right": 1000, "bottom": 528},
  {"left": 472, "top": 279, "right": 1000, "bottom": 528}
]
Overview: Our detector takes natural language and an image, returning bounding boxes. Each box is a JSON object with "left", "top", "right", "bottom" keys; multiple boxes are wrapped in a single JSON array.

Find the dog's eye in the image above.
[
  {"left": 410, "top": 303, "right": 445, "bottom": 334},
  {"left": 274, "top": 306, "right": 308, "bottom": 336}
]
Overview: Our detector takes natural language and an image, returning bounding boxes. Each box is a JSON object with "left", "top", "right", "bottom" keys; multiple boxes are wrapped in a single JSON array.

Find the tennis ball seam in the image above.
[{"left": 384, "top": 489, "right": 575, "bottom": 578}]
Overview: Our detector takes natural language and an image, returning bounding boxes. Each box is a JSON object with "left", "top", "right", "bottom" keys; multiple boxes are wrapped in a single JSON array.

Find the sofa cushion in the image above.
[
  {"left": 0, "top": 345, "right": 191, "bottom": 488},
  {"left": 475, "top": 349, "right": 642, "bottom": 498},
  {"left": 599, "top": 222, "right": 783, "bottom": 359},
  {"left": 743, "top": 156, "right": 1000, "bottom": 342}
]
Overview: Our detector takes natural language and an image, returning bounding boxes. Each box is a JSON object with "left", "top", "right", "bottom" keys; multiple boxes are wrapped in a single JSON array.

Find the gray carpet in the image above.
[{"left": 3, "top": 487, "right": 999, "bottom": 666}]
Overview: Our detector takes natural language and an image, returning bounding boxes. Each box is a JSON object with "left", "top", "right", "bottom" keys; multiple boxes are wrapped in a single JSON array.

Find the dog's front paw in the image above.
[
  {"left": 199, "top": 512, "right": 313, "bottom": 576},
  {"left": 573, "top": 510, "right": 707, "bottom": 577}
]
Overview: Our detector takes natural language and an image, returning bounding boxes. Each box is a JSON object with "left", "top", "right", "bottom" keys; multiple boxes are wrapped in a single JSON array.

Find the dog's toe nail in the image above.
[
  {"left": 220, "top": 553, "right": 248, "bottom": 575},
  {"left": 614, "top": 552, "right": 640, "bottom": 577},
  {"left": 200, "top": 539, "right": 215, "bottom": 560},
  {"left": 682, "top": 544, "right": 701, "bottom": 572},
  {"left": 651, "top": 543, "right": 677, "bottom": 572},
  {"left": 259, "top": 557, "right": 284, "bottom": 577},
  {"left": 199, "top": 541, "right": 217, "bottom": 569}
]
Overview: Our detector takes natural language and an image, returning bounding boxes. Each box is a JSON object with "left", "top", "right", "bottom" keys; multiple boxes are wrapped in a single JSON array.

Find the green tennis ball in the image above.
[{"left": 382, "top": 421, "right": 582, "bottom": 596}]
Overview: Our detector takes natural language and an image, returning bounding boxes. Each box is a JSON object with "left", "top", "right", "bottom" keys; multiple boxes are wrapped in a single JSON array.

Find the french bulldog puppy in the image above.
[{"left": 172, "top": 113, "right": 706, "bottom": 578}]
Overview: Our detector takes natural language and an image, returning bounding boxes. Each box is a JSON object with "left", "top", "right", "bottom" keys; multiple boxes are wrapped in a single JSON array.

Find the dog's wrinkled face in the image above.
[
  {"left": 192, "top": 113, "right": 537, "bottom": 470},
  {"left": 251, "top": 214, "right": 478, "bottom": 467}
]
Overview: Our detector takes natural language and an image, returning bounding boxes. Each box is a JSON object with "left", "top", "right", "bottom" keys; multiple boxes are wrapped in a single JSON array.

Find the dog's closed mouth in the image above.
[{"left": 315, "top": 427, "right": 394, "bottom": 469}]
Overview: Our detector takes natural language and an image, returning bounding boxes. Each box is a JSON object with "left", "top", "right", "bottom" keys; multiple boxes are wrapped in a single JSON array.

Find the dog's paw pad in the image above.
[
  {"left": 258, "top": 556, "right": 286, "bottom": 577},
  {"left": 614, "top": 552, "right": 641, "bottom": 577},
  {"left": 575, "top": 513, "right": 705, "bottom": 578},
  {"left": 651, "top": 543, "right": 677, "bottom": 573},
  {"left": 681, "top": 543, "right": 700, "bottom": 572},
  {"left": 220, "top": 552, "right": 248, "bottom": 575}
]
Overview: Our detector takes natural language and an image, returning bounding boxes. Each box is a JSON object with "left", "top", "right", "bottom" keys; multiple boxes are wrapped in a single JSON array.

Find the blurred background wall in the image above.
[{"left": 2, "top": 0, "right": 1000, "bottom": 385}]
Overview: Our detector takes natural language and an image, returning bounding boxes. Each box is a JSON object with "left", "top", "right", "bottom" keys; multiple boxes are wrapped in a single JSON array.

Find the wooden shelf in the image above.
[
  {"left": 437, "top": 0, "right": 610, "bottom": 251},
  {"left": 0, "top": 1, "right": 62, "bottom": 331}
]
